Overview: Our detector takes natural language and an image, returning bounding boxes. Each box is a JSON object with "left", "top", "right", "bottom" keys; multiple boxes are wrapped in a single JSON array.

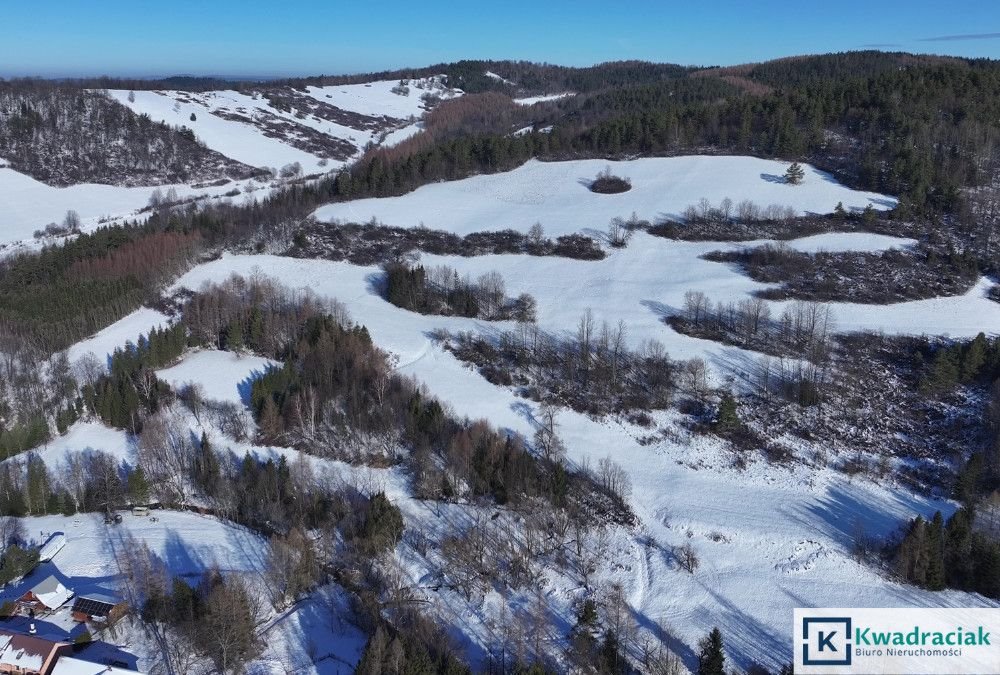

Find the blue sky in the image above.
[{"left": 2, "top": 0, "right": 999, "bottom": 78}]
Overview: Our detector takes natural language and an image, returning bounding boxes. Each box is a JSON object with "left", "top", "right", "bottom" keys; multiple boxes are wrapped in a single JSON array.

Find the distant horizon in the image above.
[
  {"left": 2, "top": 48, "right": 999, "bottom": 83},
  {"left": 2, "top": 0, "right": 998, "bottom": 80}
]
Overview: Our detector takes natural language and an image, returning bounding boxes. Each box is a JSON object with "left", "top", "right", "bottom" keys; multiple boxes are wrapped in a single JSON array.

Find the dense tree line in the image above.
[
  {"left": 0, "top": 80, "right": 255, "bottom": 185},
  {"left": 322, "top": 52, "right": 1000, "bottom": 220},
  {"left": 917, "top": 332, "right": 1000, "bottom": 394},
  {"left": 0, "top": 225, "right": 200, "bottom": 354},
  {"left": 294, "top": 219, "right": 605, "bottom": 264},
  {"left": 84, "top": 323, "right": 187, "bottom": 431},
  {"left": 675, "top": 291, "right": 834, "bottom": 369},
  {"left": 384, "top": 262, "right": 537, "bottom": 321},
  {"left": 895, "top": 508, "right": 1000, "bottom": 598}
]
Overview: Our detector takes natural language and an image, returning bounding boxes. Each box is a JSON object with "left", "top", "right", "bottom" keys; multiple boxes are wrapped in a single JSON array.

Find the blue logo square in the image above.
[{"left": 802, "top": 616, "right": 852, "bottom": 666}]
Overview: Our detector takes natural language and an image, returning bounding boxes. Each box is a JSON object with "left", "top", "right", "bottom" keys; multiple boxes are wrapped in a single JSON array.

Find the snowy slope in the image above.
[
  {"left": 19, "top": 422, "right": 133, "bottom": 470},
  {"left": 303, "top": 77, "right": 459, "bottom": 119},
  {"left": 108, "top": 90, "right": 348, "bottom": 169},
  {"left": 171, "top": 253, "right": 999, "bottom": 671},
  {"left": 20, "top": 511, "right": 266, "bottom": 582},
  {"left": 108, "top": 78, "right": 459, "bottom": 173},
  {"left": 155, "top": 349, "right": 276, "bottom": 405},
  {"left": 314, "top": 156, "right": 896, "bottom": 236},
  {"left": 0, "top": 167, "right": 262, "bottom": 250},
  {"left": 66, "top": 307, "right": 170, "bottom": 369},
  {"left": 45, "top": 155, "right": 996, "bottom": 671},
  {"left": 513, "top": 92, "right": 574, "bottom": 105},
  {"left": 2, "top": 78, "right": 460, "bottom": 250}
]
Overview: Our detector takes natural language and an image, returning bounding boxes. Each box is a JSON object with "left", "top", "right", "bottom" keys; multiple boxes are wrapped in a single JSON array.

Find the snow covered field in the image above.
[
  {"left": 304, "top": 78, "right": 460, "bottom": 119},
  {"left": 21, "top": 421, "right": 132, "bottom": 470},
  {"left": 30, "top": 154, "right": 1000, "bottom": 671},
  {"left": 0, "top": 167, "right": 263, "bottom": 250},
  {"left": 21, "top": 511, "right": 265, "bottom": 582},
  {"left": 513, "top": 92, "right": 575, "bottom": 105},
  {"left": 109, "top": 89, "right": 330, "bottom": 169},
  {"left": 170, "top": 251, "right": 999, "bottom": 671},
  {"left": 155, "top": 349, "right": 276, "bottom": 405},
  {"left": 0, "top": 78, "right": 457, "bottom": 251},
  {"left": 314, "top": 156, "right": 897, "bottom": 236}
]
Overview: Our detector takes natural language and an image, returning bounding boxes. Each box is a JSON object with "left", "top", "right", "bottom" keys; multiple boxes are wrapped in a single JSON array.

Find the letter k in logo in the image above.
[{"left": 818, "top": 630, "right": 838, "bottom": 652}]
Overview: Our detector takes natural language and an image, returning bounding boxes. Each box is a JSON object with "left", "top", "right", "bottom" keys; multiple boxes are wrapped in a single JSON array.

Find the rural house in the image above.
[
  {"left": 0, "top": 628, "right": 70, "bottom": 675},
  {"left": 15, "top": 579, "right": 72, "bottom": 616}
]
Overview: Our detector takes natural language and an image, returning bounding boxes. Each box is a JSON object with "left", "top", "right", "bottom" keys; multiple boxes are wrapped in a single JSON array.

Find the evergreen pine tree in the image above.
[
  {"left": 128, "top": 466, "right": 150, "bottom": 505},
  {"left": 698, "top": 627, "right": 726, "bottom": 675},
  {"left": 926, "top": 511, "right": 947, "bottom": 590},
  {"left": 194, "top": 432, "right": 221, "bottom": 494},
  {"left": 961, "top": 333, "right": 988, "bottom": 382},
  {"left": 784, "top": 162, "right": 805, "bottom": 185},
  {"left": 225, "top": 319, "right": 244, "bottom": 352},
  {"left": 715, "top": 393, "right": 740, "bottom": 432},
  {"left": 60, "top": 490, "right": 76, "bottom": 517}
]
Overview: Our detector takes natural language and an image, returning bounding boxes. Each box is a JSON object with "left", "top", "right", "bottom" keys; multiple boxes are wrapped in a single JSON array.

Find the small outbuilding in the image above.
[{"left": 16, "top": 577, "right": 73, "bottom": 615}]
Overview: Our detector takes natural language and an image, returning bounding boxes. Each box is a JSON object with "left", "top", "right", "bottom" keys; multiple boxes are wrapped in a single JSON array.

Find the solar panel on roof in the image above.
[{"left": 72, "top": 597, "right": 117, "bottom": 616}]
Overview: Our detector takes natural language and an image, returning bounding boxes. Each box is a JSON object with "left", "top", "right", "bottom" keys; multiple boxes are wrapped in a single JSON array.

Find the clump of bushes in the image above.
[{"left": 589, "top": 166, "right": 631, "bottom": 194}]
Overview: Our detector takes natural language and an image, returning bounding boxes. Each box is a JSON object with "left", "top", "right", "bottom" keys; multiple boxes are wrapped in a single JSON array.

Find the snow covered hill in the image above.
[
  {"left": 314, "top": 156, "right": 896, "bottom": 236},
  {"left": 0, "top": 77, "right": 460, "bottom": 251},
  {"left": 107, "top": 77, "right": 460, "bottom": 172},
  {"left": 25, "top": 153, "right": 1000, "bottom": 672}
]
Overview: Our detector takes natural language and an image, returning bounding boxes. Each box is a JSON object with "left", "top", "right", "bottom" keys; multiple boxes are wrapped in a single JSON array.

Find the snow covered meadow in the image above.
[
  {"left": 24, "top": 153, "right": 1000, "bottom": 671},
  {"left": 0, "top": 167, "right": 266, "bottom": 251},
  {"left": 314, "top": 156, "right": 896, "bottom": 236}
]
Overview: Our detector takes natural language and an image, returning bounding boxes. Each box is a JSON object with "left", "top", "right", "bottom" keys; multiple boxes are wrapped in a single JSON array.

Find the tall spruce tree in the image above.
[
  {"left": 784, "top": 162, "right": 805, "bottom": 185},
  {"left": 698, "top": 627, "right": 726, "bottom": 675}
]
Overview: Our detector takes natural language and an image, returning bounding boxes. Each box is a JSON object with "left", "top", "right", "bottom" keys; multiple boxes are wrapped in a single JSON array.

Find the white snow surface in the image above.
[
  {"left": 155, "top": 349, "right": 276, "bottom": 405},
  {"left": 170, "top": 252, "right": 1000, "bottom": 671},
  {"left": 303, "top": 77, "right": 460, "bottom": 119},
  {"left": 19, "top": 511, "right": 264, "bottom": 583},
  {"left": 513, "top": 92, "right": 575, "bottom": 105},
  {"left": 109, "top": 89, "right": 351, "bottom": 169},
  {"left": 314, "top": 156, "right": 896, "bottom": 236},
  {"left": 484, "top": 71, "right": 516, "bottom": 86},
  {"left": 65, "top": 307, "right": 170, "bottom": 369},
  {"left": 0, "top": 167, "right": 258, "bottom": 250},
  {"left": 774, "top": 231, "right": 915, "bottom": 253},
  {"left": 21, "top": 421, "right": 132, "bottom": 471}
]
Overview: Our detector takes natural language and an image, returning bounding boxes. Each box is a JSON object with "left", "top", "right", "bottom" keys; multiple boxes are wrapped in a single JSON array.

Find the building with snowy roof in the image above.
[
  {"left": 0, "top": 628, "right": 70, "bottom": 675},
  {"left": 16, "top": 577, "right": 74, "bottom": 615}
]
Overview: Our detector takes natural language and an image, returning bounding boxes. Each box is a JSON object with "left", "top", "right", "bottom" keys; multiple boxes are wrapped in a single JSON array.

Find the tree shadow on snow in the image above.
[
  {"left": 238, "top": 365, "right": 275, "bottom": 407},
  {"left": 789, "top": 483, "right": 951, "bottom": 548},
  {"left": 365, "top": 270, "right": 388, "bottom": 298},
  {"left": 760, "top": 173, "right": 787, "bottom": 185},
  {"left": 640, "top": 299, "right": 682, "bottom": 321},
  {"left": 698, "top": 583, "right": 790, "bottom": 672}
]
